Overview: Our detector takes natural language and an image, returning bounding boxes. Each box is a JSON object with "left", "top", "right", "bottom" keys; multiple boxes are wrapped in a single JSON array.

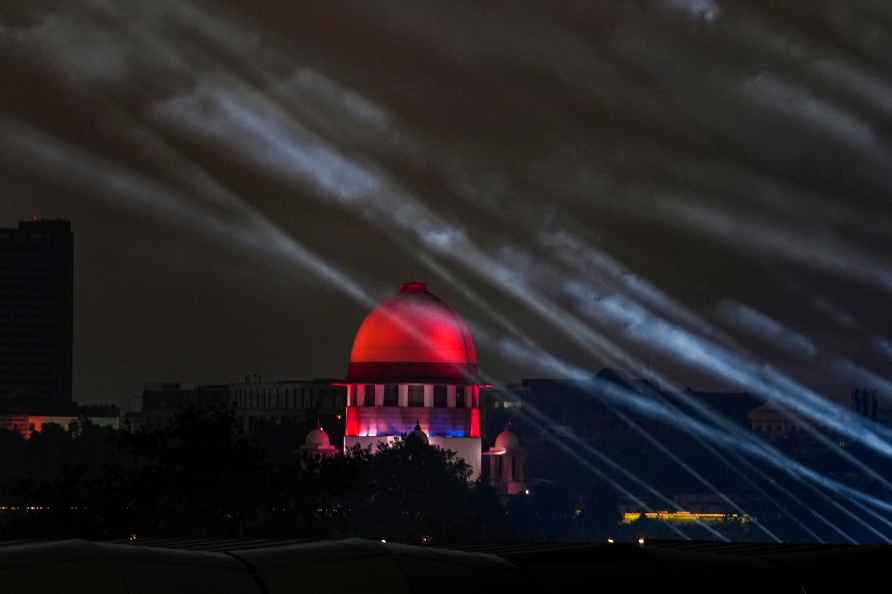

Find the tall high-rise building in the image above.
[{"left": 0, "top": 220, "right": 73, "bottom": 411}]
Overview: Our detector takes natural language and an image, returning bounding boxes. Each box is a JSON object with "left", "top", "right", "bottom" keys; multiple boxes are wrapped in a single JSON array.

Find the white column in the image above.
[{"left": 398, "top": 384, "right": 408, "bottom": 407}]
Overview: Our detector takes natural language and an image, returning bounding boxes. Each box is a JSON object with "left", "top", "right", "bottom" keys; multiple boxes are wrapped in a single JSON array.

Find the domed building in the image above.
[
  {"left": 302, "top": 422, "right": 338, "bottom": 457},
  {"left": 342, "top": 282, "right": 483, "bottom": 477},
  {"left": 406, "top": 420, "right": 430, "bottom": 446}
]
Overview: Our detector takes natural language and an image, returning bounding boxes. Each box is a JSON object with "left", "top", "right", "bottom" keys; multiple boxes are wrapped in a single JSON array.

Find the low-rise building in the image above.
[{"left": 130, "top": 379, "right": 346, "bottom": 439}]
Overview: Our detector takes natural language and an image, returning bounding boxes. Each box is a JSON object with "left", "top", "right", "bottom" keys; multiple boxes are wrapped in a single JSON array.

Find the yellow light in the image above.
[
  {"left": 607, "top": 538, "right": 615, "bottom": 544},
  {"left": 623, "top": 510, "right": 750, "bottom": 525},
  {"left": 638, "top": 538, "right": 645, "bottom": 545}
]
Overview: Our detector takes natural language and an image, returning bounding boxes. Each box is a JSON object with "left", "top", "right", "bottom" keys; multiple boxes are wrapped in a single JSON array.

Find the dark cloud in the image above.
[{"left": 1, "top": 0, "right": 890, "bottom": 407}]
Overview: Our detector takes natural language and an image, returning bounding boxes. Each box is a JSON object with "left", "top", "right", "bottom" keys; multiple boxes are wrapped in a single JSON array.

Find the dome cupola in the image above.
[
  {"left": 494, "top": 428, "right": 521, "bottom": 452},
  {"left": 406, "top": 420, "right": 430, "bottom": 445},
  {"left": 305, "top": 424, "right": 332, "bottom": 449},
  {"left": 347, "top": 282, "right": 478, "bottom": 382},
  {"left": 302, "top": 422, "right": 337, "bottom": 456}
]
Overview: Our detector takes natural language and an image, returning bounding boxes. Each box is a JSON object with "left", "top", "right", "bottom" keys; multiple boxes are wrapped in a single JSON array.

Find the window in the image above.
[
  {"left": 434, "top": 385, "right": 447, "bottom": 408},
  {"left": 383, "top": 384, "right": 398, "bottom": 407},
  {"left": 455, "top": 386, "right": 467, "bottom": 408},
  {"left": 408, "top": 385, "right": 424, "bottom": 407},
  {"left": 363, "top": 384, "right": 375, "bottom": 407}
]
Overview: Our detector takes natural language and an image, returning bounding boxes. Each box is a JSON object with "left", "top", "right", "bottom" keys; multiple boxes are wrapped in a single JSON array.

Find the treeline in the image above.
[{"left": 0, "top": 407, "right": 619, "bottom": 543}]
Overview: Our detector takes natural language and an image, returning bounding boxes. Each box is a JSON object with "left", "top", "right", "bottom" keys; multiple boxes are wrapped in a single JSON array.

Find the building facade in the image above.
[
  {"left": 135, "top": 379, "right": 346, "bottom": 437},
  {"left": 0, "top": 220, "right": 73, "bottom": 411},
  {"left": 229, "top": 379, "right": 345, "bottom": 435}
]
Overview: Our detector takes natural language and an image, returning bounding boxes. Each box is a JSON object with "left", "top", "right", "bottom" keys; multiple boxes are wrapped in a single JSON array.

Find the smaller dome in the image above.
[
  {"left": 406, "top": 421, "right": 429, "bottom": 445},
  {"left": 305, "top": 425, "right": 332, "bottom": 449},
  {"left": 494, "top": 429, "right": 520, "bottom": 451}
]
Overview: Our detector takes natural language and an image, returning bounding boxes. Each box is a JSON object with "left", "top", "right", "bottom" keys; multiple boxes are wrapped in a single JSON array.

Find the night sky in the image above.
[{"left": 1, "top": 1, "right": 890, "bottom": 409}]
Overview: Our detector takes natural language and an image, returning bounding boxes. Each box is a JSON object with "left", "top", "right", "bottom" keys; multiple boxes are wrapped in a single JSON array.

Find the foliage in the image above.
[{"left": 0, "top": 408, "right": 509, "bottom": 542}]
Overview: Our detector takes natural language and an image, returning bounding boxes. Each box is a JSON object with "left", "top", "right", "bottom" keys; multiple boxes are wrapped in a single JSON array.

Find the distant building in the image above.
[
  {"left": 851, "top": 388, "right": 892, "bottom": 425},
  {"left": 341, "top": 282, "right": 484, "bottom": 478},
  {"left": 301, "top": 422, "right": 338, "bottom": 458},
  {"left": 0, "top": 401, "right": 120, "bottom": 439},
  {"left": 134, "top": 382, "right": 200, "bottom": 432},
  {"left": 489, "top": 374, "right": 765, "bottom": 442},
  {"left": 0, "top": 413, "right": 120, "bottom": 439},
  {"left": 747, "top": 403, "right": 808, "bottom": 439},
  {"left": 0, "top": 220, "right": 73, "bottom": 411},
  {"left": 747, "top": 389, "right": 892, "bottom": 441},
  {"left": 132, "top": 379, "right": 346, "bottom": 437},
  {"left": 230, "top": 378, "right": 345, "bottom": 434}
]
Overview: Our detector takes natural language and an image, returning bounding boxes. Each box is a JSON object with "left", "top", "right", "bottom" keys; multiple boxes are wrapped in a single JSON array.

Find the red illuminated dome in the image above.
[{"left": 347, "top": 282, "right": 478, "bottom": 382}]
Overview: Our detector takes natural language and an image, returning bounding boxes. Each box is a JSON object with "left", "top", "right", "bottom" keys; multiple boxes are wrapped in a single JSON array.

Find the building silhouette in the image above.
[
  {"left": 0, "top": 219, "right": 73, "bottom": 411},
  {"left": 134, "top": 379, "right": 346, "bottom": 437}
]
